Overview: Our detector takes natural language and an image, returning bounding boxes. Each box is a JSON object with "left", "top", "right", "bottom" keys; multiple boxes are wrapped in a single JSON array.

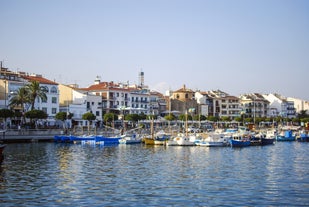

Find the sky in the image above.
[{"left": 1, "top": 0, "right": 309, "bottom": 100}]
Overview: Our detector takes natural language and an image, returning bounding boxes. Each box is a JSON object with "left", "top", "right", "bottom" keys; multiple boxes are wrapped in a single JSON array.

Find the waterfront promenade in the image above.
[{"left": 0, "top": 129, "right": 62, "bottom": 143}]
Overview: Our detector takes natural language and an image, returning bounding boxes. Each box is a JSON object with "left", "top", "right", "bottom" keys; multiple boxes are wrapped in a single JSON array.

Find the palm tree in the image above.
[
  {"left": 8, "top": 87, "right": 30, "bottom": 125},
  {"left": 26, "top": 81, "right": 47, "bottom": 110},
  {"left": 8, "top": 87, "right": 29, "bottom": 112}
]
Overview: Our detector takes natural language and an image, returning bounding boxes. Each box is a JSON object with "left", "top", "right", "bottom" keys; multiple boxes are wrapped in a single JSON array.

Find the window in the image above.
[
  {"left": 96, "top": 111, "right": 100, "bottom": 116},
  {"left": 52, "top": 97, "right": 57, "bottom": 104},
  {"left": 42, "top": 97, "right": 47, "bottom": 103},
  {"left": 50, "top": 86, "right": 57, "bottom": 93},
  {"left": 42, "top": 107, "right": 47, "bottom": 114},
  {"left": 42, "top": 86, "right": 49, "bottom": 93},
  {"left": 52, "top": 108, "right": 57, "bottom": 114}
]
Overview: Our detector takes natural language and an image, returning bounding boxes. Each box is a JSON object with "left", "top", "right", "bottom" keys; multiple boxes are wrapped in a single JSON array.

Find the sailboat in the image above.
[{"left": 166, "top": 110, "right": 196, "bottom": 146}]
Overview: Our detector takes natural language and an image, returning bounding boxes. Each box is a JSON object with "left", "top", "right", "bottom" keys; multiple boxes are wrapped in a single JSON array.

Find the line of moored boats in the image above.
[{"left": 54, "top": 126, "right": 309, "bottom": 147}]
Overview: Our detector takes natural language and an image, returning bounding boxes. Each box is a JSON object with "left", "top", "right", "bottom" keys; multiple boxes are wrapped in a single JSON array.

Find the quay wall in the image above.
[{"left": 1, "top": 129, "right": 64, "bottom": 143}]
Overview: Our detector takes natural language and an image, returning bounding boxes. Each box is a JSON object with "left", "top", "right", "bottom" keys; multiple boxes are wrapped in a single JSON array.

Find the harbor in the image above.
[{"left": 1, "top": 141, "right": 308, "bottom": 206}]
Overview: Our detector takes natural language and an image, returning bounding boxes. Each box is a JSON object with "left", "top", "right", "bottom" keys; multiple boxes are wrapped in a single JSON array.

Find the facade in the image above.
[
  {"left": 22, "top": 74, "right": 59, "bottom": 119},
  {"left": 263, "top": 93, "right": 296, "bottom": 118},
  {"left": 239, "top": 93, "right": 269, "bottom": 120},
  {"left": 287, "top": 97, "right": 309, "bottom": 114},
  {"left": 58, "top": 84, "right": 103, "bottom": 126},
  {"left": 207, "top": 90, "right": 241, "bottom": 119},
  {"left": 171, "top": 85, "right": 198, "bottom": 114}
]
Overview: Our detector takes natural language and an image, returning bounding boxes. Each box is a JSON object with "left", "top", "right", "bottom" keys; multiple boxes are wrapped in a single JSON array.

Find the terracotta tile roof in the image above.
[{"left": 22, "top": 75, "right": 58, "bottom": 85}]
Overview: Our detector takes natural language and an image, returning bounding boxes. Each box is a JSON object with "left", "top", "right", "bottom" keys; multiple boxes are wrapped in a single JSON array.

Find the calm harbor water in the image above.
[{"left": 0, "top": 141, "right": 308, "bottom": 206}]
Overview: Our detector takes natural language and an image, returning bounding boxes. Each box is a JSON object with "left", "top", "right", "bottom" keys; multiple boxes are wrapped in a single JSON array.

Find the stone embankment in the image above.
[{"left": 0, "top": 129, "right": 63, "bottom": 143}]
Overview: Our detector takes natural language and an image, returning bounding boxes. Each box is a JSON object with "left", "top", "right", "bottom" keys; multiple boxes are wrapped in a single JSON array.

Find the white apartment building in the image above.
[{"left": 262, "top": 93, "right": 296, "bottom": 118}]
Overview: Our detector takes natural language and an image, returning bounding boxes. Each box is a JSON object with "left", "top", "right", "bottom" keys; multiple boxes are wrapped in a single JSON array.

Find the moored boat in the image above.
[
  {"left": 166, "top": 134, "right": 196, "bottom": 146},
  {"left": 276, "top": 130, "right": 295, "bottom": 141},
  {"left": 229, "top": 134, "right": 251, "bottom": 147}
]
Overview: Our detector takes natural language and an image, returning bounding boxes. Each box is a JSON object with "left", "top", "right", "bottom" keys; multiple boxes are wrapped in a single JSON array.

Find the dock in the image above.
[{"left": 0, "top": 129, "right": 62, "bottom": 143}]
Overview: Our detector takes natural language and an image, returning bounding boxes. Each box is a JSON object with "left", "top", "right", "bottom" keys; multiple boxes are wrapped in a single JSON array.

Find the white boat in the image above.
[
  {"left": 199, "top": 133, "right": 229, "bottom": 147},
  {"left": 119, "top": 133, "right": 142, "bottom": 144},
  {"left": 166, "top": 133, "right": 196, "bottom": 146}
]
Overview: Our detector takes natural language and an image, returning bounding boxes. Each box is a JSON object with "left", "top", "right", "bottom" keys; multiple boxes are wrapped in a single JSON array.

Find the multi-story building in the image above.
[
  {"left": 58, "top": 84, "right": 103, "bottom": 126},
  {"left": 287, "top": 97, "right": 309, "bottom": 114},
  {"left": 207, "top": 90, "right": 241, "bottom": 119},
  {"left": 0, "top": 65, "right": 59, "bottom": 126},
  {"left": 239, "top": 93, "right": 269, "bottom": 120},
  {"left": 22, "top": 74, "right": 59, "bottom": 119},
  {"left": 263, "top": 93, "right": 296, "bottom": 118}
]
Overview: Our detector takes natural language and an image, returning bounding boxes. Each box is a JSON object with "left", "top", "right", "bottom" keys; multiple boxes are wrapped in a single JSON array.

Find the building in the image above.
[
  {"left": 58, "top": 84, "right": 103, "bottom": 126},
  {"left": 263, "top": 93, "right": 296, "bottom": 118},
  {"left": 207, "top": 90, "right": 241, "bottom": 119},
  {"left": 171, "top": 84, "right": 198, "bottom": 114},
  {"left": 239, "top": 93, "right": 269, "bottom": 120}
]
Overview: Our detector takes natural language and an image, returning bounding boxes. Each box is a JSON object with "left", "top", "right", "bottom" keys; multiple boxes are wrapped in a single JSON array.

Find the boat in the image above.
[
  {"left": 54, "top": 135, "right": 74, "bottom": 143},
  {"left": 119, "top": 133, "right": 142, "bottom": 144},
  {"left": 95, "top": 135, "right": 122, "bottom": 145},
  {"left": 251, "top": 133, "right": 275, "bottom": 146},
  {"left": 70, "top": 135, "right": 96, "bottom": 143},
  {"left": 296, "top": 131, "right": 309, "bottom": 142},
  {"left": 199, "top": 133, "right": 229, "bottom": 147},
  {"left": 143, "top": 117, "right": 170, "bottom": 145},
  {"left": 0, "top": 144, "right": 6, "bottom": 164},
  {"left": 276, "top": 130, "right": 296, "bottom": 141},
  {"left": 229, "top": 134, "right": 251, "bottom": 147},
  {"left": 166, "top": 134, "right": 196, "bottom": 146}
]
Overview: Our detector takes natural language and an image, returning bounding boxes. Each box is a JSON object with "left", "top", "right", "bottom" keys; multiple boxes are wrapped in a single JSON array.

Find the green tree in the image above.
[
  {"left": 82, "top": 112, "right": 96, "bottom": 133},
  {"left": 55, "top": 112, "right": 73, "bottom": 129},
  {"left": 8, "top": 87, "right": 30, "bottom": 125},
  {"left": 26, "top": 81, "right": 47, "bottom": 110},
  {"left": 25, "top": 109, "right": 48, "bottom": 128},
  {"left": 207, "top": 116, "right": 219, "bottom": 122},
  {"left": 164, "top": 114, "right": 176, "bottom": 121},
  {"left": 0, "top": 108, "right": 14, "bottom": 129},
  {"left": 125, "top": 114, "right": 139, "bottom": 122},
  {"left": 103, "top": 113, "right": 116, "bottom": 126}
]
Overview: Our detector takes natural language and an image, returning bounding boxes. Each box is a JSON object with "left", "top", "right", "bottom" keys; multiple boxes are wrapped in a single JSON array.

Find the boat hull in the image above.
[{"left": 229, "top": 139, "right": 251, "bottom": 147}]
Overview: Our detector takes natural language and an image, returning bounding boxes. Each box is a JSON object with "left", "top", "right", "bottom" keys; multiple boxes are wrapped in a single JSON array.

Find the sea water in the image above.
[{"left": 0, "top": 142, "right": 308, "bottom": 206}]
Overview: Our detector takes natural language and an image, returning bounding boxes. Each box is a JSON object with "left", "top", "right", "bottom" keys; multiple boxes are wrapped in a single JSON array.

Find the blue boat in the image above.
[
  {"left": 276, "top": 130, "right": 295, "bottom": 141},
  {"left": 54, "top": 135, "right": 74, "bottom": 142},
  {"left": 297, "top": 133, "right": 309, "bottom": 142},
  {"left": 229, "top": 134, "right": 251, "bottom": 147},
  {"left": 95, "top": 135, "right": 122, "bottom": 145},
  {"left": 69, "top": 135, "right": 96, "bottom": 142},
  {"left": 229, "top": 139, "right": 251, "bottom": 147}
]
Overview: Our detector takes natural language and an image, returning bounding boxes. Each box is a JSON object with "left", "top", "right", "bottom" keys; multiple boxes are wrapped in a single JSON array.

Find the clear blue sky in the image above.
[{"left": 1, "top": 0, "right": 309, "bottom": 100}]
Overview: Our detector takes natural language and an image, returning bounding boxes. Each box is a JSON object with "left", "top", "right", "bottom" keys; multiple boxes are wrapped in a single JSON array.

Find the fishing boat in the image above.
[
  {"left": 166, "top": 134, "right": 196, "bottom": 146},
  {"left": 276, "top": 130, "right": 296, "bottom": 141},
  {"left": 119, "top": 133, "right": 142, "bottom": 144},
  {"left": 0, "top": 144, "right": 6, "bottom": 164},
  {"left": 229, "top": 134, "right": 251, "bottom": 147},
  {"left": 199, "top": 133, "right": 228, "bottom": 147},
  {"left": 95, "top": 135, "right": 122, "bottom": 145},
  {"left": 296, "top": 131, "right": 309, "bottom": 142}
]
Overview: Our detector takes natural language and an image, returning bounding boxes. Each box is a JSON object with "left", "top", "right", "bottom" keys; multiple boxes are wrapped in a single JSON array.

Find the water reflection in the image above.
[{"left": 0, "top": 142, "right": 309, "bottom": 206}]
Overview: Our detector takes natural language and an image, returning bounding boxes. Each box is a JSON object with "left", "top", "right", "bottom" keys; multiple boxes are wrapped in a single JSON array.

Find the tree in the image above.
[
  {"left": 164, "top": 114, "right": 176, "bottom": 121},
  {"left": 26, "top": 81, "right": 47, "bottom": 110},
  {"left": 0, "top": 109, "right": 14, "bottom": 129},
  {"left": 103, "top": 113, "right": 116, "bottom": 126},
  {"left": 25, "top": 109, "right": 48, "bottom": 128},
  {"left": 82, "top": 112, "right": 96, "bottom": 133},
  {"left": 8, "top": 87, "right": 30, "bottom": 125},
  {"left": 55, "top": 112, "right": 68, "bottom": 129}
]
